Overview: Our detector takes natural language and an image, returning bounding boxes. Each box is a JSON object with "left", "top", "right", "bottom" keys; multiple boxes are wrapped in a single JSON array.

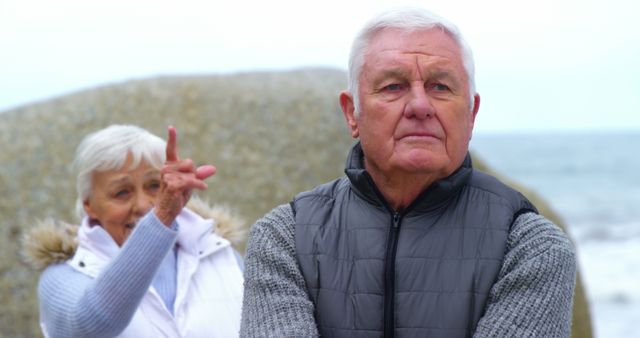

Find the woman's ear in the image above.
[
  {"left": 83, "top": 199, "right": 97, "bottom": 220},
  {"left": 339, "top": 91, "right": 359, "bottom": 138}
]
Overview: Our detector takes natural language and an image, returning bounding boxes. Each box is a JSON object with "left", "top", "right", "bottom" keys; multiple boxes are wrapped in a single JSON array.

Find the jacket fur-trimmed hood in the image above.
[{"left": 21, "top": 197, "right": 247, "bottom": 271}]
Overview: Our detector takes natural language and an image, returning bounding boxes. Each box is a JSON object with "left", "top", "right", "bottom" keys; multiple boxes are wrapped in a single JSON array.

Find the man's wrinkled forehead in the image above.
[
  {"left": 366, "top": 30, "right": 458, "bottom": 64},
  {"left": 363, "top": 29, "right": 465, "bottom": 74}
]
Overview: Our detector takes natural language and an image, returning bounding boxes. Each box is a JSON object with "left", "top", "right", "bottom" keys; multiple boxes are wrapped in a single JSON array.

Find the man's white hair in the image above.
[
  {"left": 74, "top": 124, "right": 166, "bottom": 218},
  {"left": 347, "top": 7, "right": 476, "bottom": 115}
]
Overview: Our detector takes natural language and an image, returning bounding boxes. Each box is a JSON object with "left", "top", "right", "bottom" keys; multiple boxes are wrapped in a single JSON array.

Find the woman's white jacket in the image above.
[{"left": 22, "top": 198, "right": 245, "bottom": 338}]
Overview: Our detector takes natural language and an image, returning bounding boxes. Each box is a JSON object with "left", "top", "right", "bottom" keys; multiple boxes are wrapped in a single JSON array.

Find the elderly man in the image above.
[{"left": 241, "top": 7, "right": 576, "bottom": 338}]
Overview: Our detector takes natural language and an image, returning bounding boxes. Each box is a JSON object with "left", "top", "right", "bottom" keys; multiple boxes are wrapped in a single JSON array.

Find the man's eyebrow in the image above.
[
  {"left": 433, "top": 70, "right": 451, "bottom": 78},
  {"left": 372, "top": 68, "right": 409, "bottom": 84},
  {"left": 429, "top": 70, "right": 453, "bottom": 79},
  {"left": 427, "top": 70, "right": 463, "bottom": 86},
  {"left": 380, "top": 68, "right": 408, "bottom": 78}
]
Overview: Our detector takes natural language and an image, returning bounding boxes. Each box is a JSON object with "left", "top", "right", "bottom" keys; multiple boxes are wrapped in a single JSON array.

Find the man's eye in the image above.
[
  {"left": 430, "top": 83, "right": 450, "bottom": 91},
  {"left": 383, "top": 83, "right": 404, "bottom": 91}
]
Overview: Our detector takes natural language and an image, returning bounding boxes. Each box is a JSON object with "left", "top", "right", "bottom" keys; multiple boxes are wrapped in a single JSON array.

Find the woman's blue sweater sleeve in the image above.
[{"left": 38, "top": 213, "right": 177, "bottom": 338}]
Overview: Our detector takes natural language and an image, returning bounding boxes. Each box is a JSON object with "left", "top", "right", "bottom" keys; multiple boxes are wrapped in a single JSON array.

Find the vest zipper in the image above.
[{"left": 384, "top": 212, "right": 402, "bottom": 338}]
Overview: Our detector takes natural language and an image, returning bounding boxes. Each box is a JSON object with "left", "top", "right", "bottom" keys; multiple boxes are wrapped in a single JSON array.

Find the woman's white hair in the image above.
[
  {"left": 348, "top": 7, "right": 476, "bottom": 115},
  {"left": 74, "top": 124, "right": 166, "bottom": 218}
]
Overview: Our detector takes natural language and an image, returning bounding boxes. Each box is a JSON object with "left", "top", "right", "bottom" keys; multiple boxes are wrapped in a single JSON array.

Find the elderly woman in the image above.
[{"left": 23, "top": 124, "right": 244, "bottom": 337}]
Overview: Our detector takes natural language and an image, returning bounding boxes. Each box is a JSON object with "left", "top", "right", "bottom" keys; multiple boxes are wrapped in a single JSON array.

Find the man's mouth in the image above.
[{"left": 399, "top": 132, "right": 441, "bottom": 141}]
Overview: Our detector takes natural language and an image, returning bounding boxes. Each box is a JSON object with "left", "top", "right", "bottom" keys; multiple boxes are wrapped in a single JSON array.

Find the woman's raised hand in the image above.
[{"left": 154, "top": 126, "right": 216, "bottom": 226}]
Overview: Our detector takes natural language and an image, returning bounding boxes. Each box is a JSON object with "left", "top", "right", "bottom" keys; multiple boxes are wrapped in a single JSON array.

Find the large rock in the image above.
[{"left": 0, "top": 68, "right": 591, "bottom": 337}]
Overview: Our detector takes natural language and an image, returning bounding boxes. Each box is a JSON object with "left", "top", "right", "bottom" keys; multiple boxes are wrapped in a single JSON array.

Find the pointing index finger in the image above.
[{"left": 166, "top": 125, "right": 179, "bottom": 162}]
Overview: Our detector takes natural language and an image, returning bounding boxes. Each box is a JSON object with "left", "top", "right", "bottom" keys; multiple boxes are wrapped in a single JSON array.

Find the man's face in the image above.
[{"left": 341, "top": 28, "right": 479, "bottom": 181}]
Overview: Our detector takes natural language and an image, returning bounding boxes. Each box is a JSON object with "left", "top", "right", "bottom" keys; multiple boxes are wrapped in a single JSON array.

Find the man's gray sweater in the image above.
[{"left": 241, "top": 205, "right": 576, "bottom": 337}]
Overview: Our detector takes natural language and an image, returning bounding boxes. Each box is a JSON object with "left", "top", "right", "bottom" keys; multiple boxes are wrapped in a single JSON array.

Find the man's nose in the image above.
[{"left": 404, "top": 85, "right": 435, "bottom": 119}]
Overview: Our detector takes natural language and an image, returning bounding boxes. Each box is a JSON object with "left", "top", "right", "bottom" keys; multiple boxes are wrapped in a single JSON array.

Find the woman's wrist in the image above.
[{"left": 153, "top": 207, "right": 177, "bottom": 227}]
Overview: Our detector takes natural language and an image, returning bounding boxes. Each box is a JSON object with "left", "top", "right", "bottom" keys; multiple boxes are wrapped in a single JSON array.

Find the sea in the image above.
[{"left": 470, "top": 131, "right": 640, "bottom": 338}]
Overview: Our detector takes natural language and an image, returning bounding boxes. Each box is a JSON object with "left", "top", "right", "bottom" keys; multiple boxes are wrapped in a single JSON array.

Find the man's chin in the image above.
[{"left": 395, "top": 146, "right": 453, "bottom": 169}]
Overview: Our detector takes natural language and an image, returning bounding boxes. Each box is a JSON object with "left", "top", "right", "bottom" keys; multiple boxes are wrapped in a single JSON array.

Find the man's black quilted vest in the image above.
[{"left": 293, "top": 143, "right": 537, "bottom": 338}]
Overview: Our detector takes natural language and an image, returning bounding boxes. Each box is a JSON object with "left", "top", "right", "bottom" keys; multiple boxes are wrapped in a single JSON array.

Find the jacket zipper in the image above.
[{"left": 384, "top": 211, "right": 402, "bottom": 338}]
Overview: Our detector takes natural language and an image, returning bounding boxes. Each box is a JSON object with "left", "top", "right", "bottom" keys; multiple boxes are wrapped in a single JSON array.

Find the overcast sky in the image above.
[{"left": 1, "top": 0, "right": 638, "bottom": 133}]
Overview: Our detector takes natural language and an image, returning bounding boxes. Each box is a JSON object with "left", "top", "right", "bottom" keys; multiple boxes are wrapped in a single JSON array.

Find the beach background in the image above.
[{"left": 471, "top": 132, "right": 640, "bottom": 338}]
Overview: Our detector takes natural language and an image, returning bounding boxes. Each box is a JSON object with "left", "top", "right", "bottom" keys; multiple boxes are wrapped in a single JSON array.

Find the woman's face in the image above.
[{"left": 83, "top": 155, "right": 161, "bottom": 246}]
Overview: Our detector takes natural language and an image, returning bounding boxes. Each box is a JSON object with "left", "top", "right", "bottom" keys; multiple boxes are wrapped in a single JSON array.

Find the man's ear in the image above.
[
  {"left": 472, "top": 93, "right": 480, "bottom": 119},
  {"left": 339, "top": 91, "right": 359, "bottom": 138},
  {"left": 469, "top": 93, "right": 480, "bottom": 139}
]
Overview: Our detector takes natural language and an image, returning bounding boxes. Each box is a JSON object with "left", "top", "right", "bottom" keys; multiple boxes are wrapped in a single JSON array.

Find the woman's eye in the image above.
[
  {"left": 114, "top": 190, "right": 129, "bottom": 198},
  {"left": 148, "top": 181, "right": 161, "bottom": 191}
]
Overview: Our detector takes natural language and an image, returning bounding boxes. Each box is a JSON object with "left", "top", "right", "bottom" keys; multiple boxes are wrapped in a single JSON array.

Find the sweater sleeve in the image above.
[
  {"left": 38, "top": 212, "right": 178, "bottom": 338},
  {"left": 240, "top": 204, "right": 319, "bottom": 337},
  {"left": 473, "top": 212, "right": 577, "bottom": 338}
]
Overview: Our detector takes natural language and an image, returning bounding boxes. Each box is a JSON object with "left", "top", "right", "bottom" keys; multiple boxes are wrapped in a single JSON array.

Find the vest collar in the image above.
[{"left": 344, "top": 142, "right": 473, "bottom": 213}]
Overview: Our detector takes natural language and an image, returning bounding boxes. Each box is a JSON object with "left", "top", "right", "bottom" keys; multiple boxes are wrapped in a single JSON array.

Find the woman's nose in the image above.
[{"left": 133, "top": 193, "right": 154, "bottom": 215}]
